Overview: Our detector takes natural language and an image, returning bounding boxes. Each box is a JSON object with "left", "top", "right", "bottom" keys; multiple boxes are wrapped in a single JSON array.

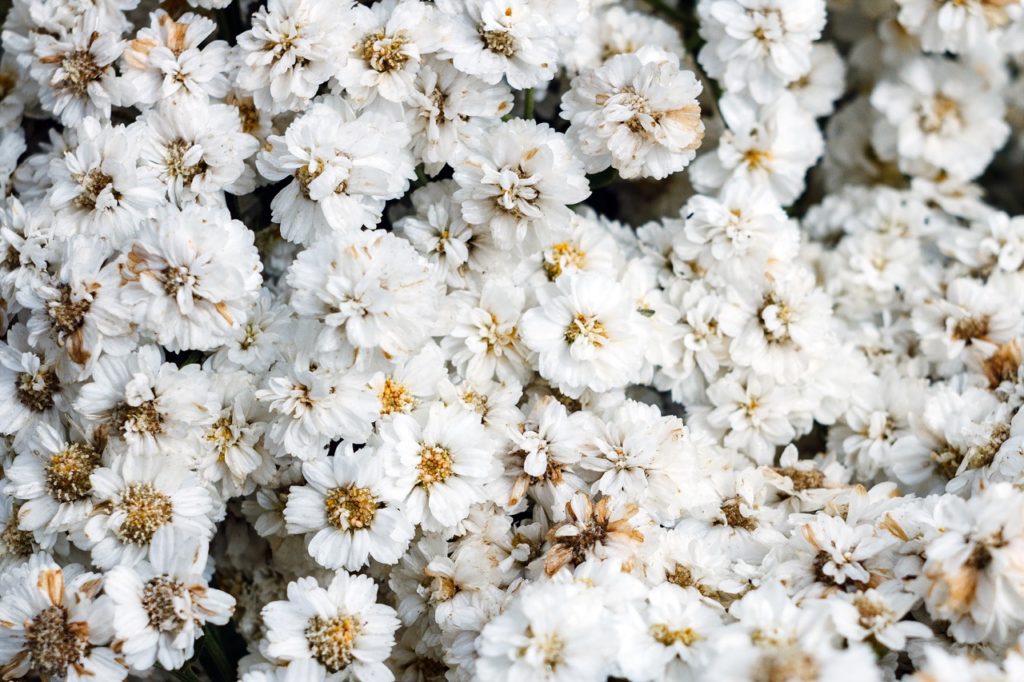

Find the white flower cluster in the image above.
[{"left": 1, "top": 0, "right": 1024, "bottom": 680}]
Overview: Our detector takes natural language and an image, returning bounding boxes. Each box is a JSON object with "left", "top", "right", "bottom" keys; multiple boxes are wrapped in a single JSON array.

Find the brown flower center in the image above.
[
  {"left": 417, "top": 445, "right": 454, "bottom": 486},
  {"left": 57, "top": 49, "right": 105, "bottom": 96},
  {"left": 379, "top": 378, "right": 415, "bottom": 415},
  {"left": 45, "top": 443, "right": 100, "bottom": 503},
  {"left": 164, "top": 139, "right": 208, "bottom": 185},
  {"left": 360, "top": 30, "right": 410, "bottom": 72},
  {"left": 72, "top": 169, "right": 116, "bottom": 211},
  {"left": 116, "top": 482, "right": 173, "bottom": 545},
  {"left": 563, "top": 314, "right": 607, "bottom": 346},
  {"left": 719, "top": 497, "right": 757, "bottom": 531},
  {"left": 17, "top": 367, "right": 60, "bottom": 412},
  {"left": 480, "top": 28, "right": 516, "bottom": 57},
  {"left": 25, "top": 605, "right": 89, "bottom": 678},
  {"left": 650, "top": 623, "right": 701, "bottom": 647},
  {"left": 142, "top": 576, "right": 187, "bottom": 633},
  {"left": 48, "top": 284, "right": 92, "bottom": 337},
  {"left": 112, "top": 400, "right": 163, "bottom": 436},
  {"left": 324, "top": 485, "right": 378, "bottom": 530},
  {"left": 305, "top": 615, "right": 363, "bottom": 673}
]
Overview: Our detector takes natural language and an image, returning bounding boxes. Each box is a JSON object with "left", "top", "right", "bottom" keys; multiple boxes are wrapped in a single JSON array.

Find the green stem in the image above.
[
  {"left": 202, "top": 624, "right": 234, "bottom": 682},
  {"left": 523, "top": 88, "right": 535, "bottom": 120}
]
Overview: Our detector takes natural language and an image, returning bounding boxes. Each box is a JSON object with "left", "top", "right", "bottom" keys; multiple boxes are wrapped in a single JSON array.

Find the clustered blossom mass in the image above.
[{"left": 2, "top": 0, "right": 1024, "bottom": 680}]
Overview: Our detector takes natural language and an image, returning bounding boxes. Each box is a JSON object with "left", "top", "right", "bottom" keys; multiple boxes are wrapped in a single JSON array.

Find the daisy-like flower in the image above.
[
  {"left": 452, "top": 118, "right": 590, "bottom": 247},
  {"left": 520, "top": 272, "right": 644, "bottom": 398},
  {"left": 718, "top": 263, "right": 835, "bottom": 383},
  {"left": 18, "top": 235, "right": 134, "bottom": 379},
  {"left": 133, "top": 99, "right": 259, "bottom": 205},
  {"left": 29, "top": 10, "right": 124, "bottom": 125},
  {"left": 690, "top": 92, "right": 823, "bottom": 206},
  {"left": 118, "top": 203, "right": 263, "bottom": 352},
  {"left": 194, "top": 369, "right": 273, "bottom": 499},
  {"left": 106, "top": 529, "right": 235, "bottom": 672},
  {"left": 922, "top": 482, "right": 1024, "bottom": 645},
  {"left": 261, "top": 571, "right": 400, "bottom": 681},
  {"left": 285, "top": 444, "right": 414, "bottom": 571},
  {"left": 0, "top": 554, "right": 126, "bottom": 681},
  {"left": 286, "top": 229, "right": 441, "bottom": 359},
  {"left": 497, "top": 395, "right": 586, "bottom": 516},
  {"left": 615, "top": 582, "right": 728, "bottom": 681},
  {"left": 703, "top": 369, "right": 805, "bottom": 464},
  {"left": 4, "top": 423, "right": 103, "bottom": 541},
  {"left": 0, "top": 327, "right": 67, "bottom": 451},
  {"left": 408, "top": 59, "right": 513, "bottom": 174},
  {"left": 120, "top": 10, "right": 230, "bottom": 107},
  {"left": 393, "top": 180, "right": 480, "bottom": 286},
  {"left": 255, "top": 323, "right": 379, "bottom": 460},
  {"left": 256, "top": 98, "right": 415, "bottom": 245},
  {"left": 49, "top": 118, "right": 164, "bottom": 248},
  {"left": 75, "top": 344, "right": 216, "bottom": 457},
  {"left": 476, "top": 581, "right": 610, "bottom": 682},
  {"left": 561, "top": 46, "right": 704, "bottom": 179},
  {"left": 444, "top": 278, "right": 531, "bottom": 385},
  {"left": 379, "top": 401, "right": 499, "bottom": 533},
  {"left": 437, "top": 0, "right": 581, "bottom": 89},
  {"left": 896, "top": 0, "right": 1022, "bottom": 54},
  {"left": 333, "top": 0, "right": 443, "bottom": 107},
  {"left": 236, "top": 0, "right": 343, "bottom": 113},
  {"left": 870, "top": 57, "right": 1009, "bottom": 181},
  {"left": 84, "top": 455, "right": 215, "bottom": 569},
  {"left": 542, "top": 492, "right": 645, "bottom": 576},
  {"left": 830, "top": 583, "right": 932, "bottom": 652},
  {"left": 698, "top": 0, "right": 826, "bottom": 102}
]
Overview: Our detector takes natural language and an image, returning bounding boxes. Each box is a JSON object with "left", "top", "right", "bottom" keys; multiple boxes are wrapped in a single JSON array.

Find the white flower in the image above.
[
  {"left": 407, "top": 59, "right": 513, "bottom": 174},
  {"left": 393, "top": 180, "right": 479, "bottom": 286},
  {"left": 379, "top": 402, "right": 499, "bottom": 533},
  {"left": 256, "top": 98, "right": 415, "bottom": 245},
  {"left": 236, "top": 0, "right": 342, "bottom": 113},
  {"left": 896, "top": 0, "right": 1022, "bottom": 54},
  {"left": 922, "top": 482, "right": 1024, "bottom": 645},
  {"left": 284, "top": 444, "right": 414, "bottom": 571},
  {"left": 133, "top": 100, "right": 259, "bottom": 204},
  {"left": 84, "top": 455, "right": 215, "bottom": 569},
  {"left": 561, "top": 46, "right": 704, "bottom": 179},
  {"left": 436, "top": 0, "right": 581, "bottom": 89},
  {"left": 691, "top": 92, "right": 822, "bottom": 205},
  {"left": 698, "top": 0, "right": 826, "bottom": 102},
  {"left": 870, "top": 57, "right": 1009, "bottom": 181},
  {"left": 29, "top": 10, "right": 123, "bottom": 125},
  {"left": 49, "top": 117, "right": 163, "bottom": 248},
  {"left": 120, "top": 10, "right": 230, "bottom": 107},
  {"left": 615, "top": 583, "right": 728, "bottom": 681},
  {"left": 261, "top": 571, "right": 399, "bottom": 681},
  {"left": 520, "top": 272, "right": 644, "bottom": 397},
  {"left": 0, "top": 554, "right": 126, "bottom": 681},
  {"left": 106, "top": 529, "right": 235, "bottom": 671},
  {"left": 119, "top": 203, "right": 263, "bottom": 352},
  {"left": 0, "top": 326, "right": 68, "bottom": 450},
  {"left": 18, "top": 235, "right": 134, "bottom": 378},
  {"left": 4, "top": 423, "right": 102, "bottom": 541},
  {"left": 444, "top": 278, "right": 531, "bottom": 385},
  {"left": 452, "top": 118, "right": 590, "bottom": 247},
  {"left": 476, "top": 581, "right": 610, "bottom": 682},
  {"left": 286, "top": 229, "right": 441, "bottom": 358},
  {"left": 256, "top": 328, "right": 379, "bottom": 460},
  {"left": 332, "top": 0, "right": 443, "bottom": 107},
  {"left": 75, "top": 344, "right": 216, "bottom": 457}
]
